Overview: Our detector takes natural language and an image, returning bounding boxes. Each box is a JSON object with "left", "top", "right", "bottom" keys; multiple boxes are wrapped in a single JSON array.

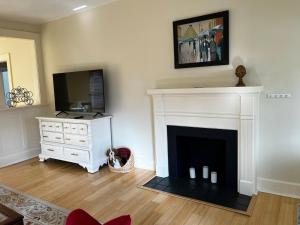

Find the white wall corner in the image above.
[
  {"left": 257, "top": 177, "right": 300, "bottom": 199},
  {"left": 134, "top": 155, "right": 155, "bottom": 171}
]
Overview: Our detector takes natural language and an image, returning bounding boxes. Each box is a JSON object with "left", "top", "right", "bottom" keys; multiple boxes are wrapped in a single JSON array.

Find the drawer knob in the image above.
[
  {"left": 55, "top": 137, "right": 61, "bottom": 140},
  {"left": 65, "top": 138, "right": 71, "bottom": 141},
  {"left": 42, "top": 125, "right": 46, "bottom": 127},
  {"left": 71, "top": 153, "right": 79, "bottom": 156},
  {"left": 79, "top": 140, "right": 86, "bottom": 143},
  {"left": 72, "top": 128, "right": 76, "bottom": 130},
  {"left": 43, "top": 136, "right": 48, "bottom": 138},
  {"left": 47, "top": 149, "right": 54, "bottom": 152},
  {"left": 56, "top": 126, "right": 60, "bottom": 128},
  {"left": 49, "top": 126, "right": 53, "bottom": 128}
]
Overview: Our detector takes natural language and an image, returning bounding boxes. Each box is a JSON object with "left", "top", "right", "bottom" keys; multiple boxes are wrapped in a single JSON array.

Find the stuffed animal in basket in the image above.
[
  {"left": 106, "top": 149, "right": 121, "bottom": 168},
  {"left": 106, "top": 148, "right": 131, "bottom": 168}
]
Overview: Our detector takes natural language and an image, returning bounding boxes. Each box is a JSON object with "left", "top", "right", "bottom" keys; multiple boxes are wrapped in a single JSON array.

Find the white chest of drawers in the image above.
[{"left": 36, "top": 115, "right": 112, "bottom": 173}]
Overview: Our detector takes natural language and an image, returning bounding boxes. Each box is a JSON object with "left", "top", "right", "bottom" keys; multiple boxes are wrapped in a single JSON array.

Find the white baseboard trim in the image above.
[
  {"left": 257, "top": 177, "right": 300, "bottom": 199},
  {"left": 240, "top": 180, "right": 256, "bottom": 196},
  {"left": 0, "top": 148, "right": 41, "bottom": 168},
  {"left": 134, "top": 156, "right": 155, "bottom": 171}
]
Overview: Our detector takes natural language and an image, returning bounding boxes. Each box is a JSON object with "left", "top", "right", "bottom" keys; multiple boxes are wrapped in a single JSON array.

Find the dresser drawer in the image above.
[
  {"left": 42, "top": 144, "right": 63, "bottom": 158},
  {"left": 53, "top": 122, "right": 63, "bottom": 132},
  {"left": 41, "top": 121, "right": 54, "bottom": 131},
  {"left": 42, "top": 131, "right": 64, "bottom": 143},
  {"left": 63, "top": 123, "right": 79, "bottom": 134},
  {"left": 70, "top": 124, "right": 78, "bottom": 134},
  {"left": 64, "top": 148, "right": 89, "bottom": 163},
  {"left": 41, "top": 121, "right": 62, "bottom": 132},
  {"left": 63, "top": 123, "right": 88, "bottom": 135},
  {"left": 63, "top": 123, "right": 71, "bottom": 133},
  {"left": 64, "top": 134, "right": 88, "bottom": 146},
  {"left": 77, "top": 124, "right": 88, "bottom": 135}
]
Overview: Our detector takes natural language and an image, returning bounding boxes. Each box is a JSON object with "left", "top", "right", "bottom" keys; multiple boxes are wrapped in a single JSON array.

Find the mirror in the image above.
[
  {"left": 0, "top": 37, "right": 40, "bottom": 108},
  {"left": 0, "top": 53, "right": 13, "bottom": 107}
]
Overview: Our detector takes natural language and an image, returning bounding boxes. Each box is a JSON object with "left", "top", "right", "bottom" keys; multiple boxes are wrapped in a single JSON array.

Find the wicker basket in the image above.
[{"left": 108, "top": 152, "right": 134, "bottom": 173}]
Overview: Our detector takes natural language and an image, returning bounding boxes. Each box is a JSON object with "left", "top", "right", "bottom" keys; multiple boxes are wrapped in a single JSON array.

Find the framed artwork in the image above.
[{"left": 173, "top": 11, "right": 229, "bottom": 69}]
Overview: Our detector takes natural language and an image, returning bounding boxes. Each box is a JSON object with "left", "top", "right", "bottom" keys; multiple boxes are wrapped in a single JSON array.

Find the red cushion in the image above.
[
  {"left": 66, "top": 209, "right": 131, "bottom": 225},
  {"left": 117, "top": 148, "right": 131, "bottom": 160},
  {"left": 66, "top": 209, "right": 101, "bottom": 225}
]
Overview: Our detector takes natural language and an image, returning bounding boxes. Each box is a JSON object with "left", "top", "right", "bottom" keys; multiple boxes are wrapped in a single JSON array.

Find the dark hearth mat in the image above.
[{"left": 143, "top": 176, "right": 252, "bottom": 212}]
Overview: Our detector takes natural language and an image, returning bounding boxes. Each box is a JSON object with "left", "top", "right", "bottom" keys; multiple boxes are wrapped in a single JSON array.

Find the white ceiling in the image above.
[{"left": 0, "top": 0, "right": 117, "bottom": 25}]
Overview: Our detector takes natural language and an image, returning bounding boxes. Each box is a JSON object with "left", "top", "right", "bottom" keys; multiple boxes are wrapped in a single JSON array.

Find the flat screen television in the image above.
[{"left": 53, "top": 69, "right": 105, "bottom": 113}]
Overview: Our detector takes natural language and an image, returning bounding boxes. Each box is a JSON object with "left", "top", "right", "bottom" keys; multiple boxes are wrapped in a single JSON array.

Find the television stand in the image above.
[
  {"left": 36, "top": 115, "right": 112, "bottom": 173},
  {"left": 56, "top": 111, "right": 69, "bottom": 117},
  {"left": 93, "top": 112, "right": 104, "bottom": 118}
]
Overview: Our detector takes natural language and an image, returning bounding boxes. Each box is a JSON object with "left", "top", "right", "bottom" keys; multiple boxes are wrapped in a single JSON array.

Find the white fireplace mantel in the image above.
[{"left": 148, "top": 86, "right": 264, "bottom": 196}]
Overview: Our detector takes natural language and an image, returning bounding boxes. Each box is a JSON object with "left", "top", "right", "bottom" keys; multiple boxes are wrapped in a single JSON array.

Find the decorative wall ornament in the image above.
[
  {"left": 235, "top": 65, "right": 247, "bottom": 87},
  {"left": 6, "top": 86, "right": 34, "bottom": 107}
]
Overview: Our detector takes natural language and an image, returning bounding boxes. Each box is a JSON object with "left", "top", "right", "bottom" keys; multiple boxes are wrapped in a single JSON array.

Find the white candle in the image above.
[
  {"left": 211, "top": 171, "right": 217, "bottom": 184},
  {"left": 203, "top": 166, "right": 209, "bottom": 179},
  {"left": 189, "top": 167, "right": 196, "bottom": 179}
]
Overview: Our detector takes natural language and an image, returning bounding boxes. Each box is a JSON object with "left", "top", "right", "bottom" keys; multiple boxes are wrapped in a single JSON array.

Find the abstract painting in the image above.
[{"left": 173, "top": 11, "right": 229, "bottom": 68}]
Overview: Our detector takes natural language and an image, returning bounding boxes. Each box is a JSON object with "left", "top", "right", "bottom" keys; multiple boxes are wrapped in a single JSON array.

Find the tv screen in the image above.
[{"left": 53, "top": 69, "right": 105, "bottom": 113}]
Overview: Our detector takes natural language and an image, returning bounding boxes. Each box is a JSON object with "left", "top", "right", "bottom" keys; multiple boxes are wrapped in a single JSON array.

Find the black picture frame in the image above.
[{"left": 173, "top": 11, "right": 229, "bottom": 69}]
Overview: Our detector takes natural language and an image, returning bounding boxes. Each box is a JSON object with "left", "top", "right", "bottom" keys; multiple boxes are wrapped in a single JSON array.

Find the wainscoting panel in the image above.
[{"left": 0, "top": 105, "right": 49, "bottom": 168}]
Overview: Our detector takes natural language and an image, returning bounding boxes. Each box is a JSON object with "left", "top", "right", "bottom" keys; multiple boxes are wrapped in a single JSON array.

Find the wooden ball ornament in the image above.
[{"left": 235, "top": 65, "right": 246, "bottom": 87}]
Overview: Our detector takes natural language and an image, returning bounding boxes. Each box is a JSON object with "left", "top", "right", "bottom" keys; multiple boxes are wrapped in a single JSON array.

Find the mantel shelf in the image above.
[{"left": 147, "top": 86, "right": 264, "bottom": 95}]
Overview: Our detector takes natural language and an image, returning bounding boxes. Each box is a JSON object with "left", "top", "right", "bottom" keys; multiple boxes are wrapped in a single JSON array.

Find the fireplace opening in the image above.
[
  {"left": 144, "top": 125, "right": 252, "bottom": 212},
  {"left": 168, "top": 126, "right": 238, "bottom": 192},
  {"left": 175, "top": 136, "right": 227, "bottom": 184}
]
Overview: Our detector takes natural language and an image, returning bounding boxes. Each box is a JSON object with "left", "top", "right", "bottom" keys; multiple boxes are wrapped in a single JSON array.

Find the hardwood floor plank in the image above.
[
  {"left": 0, "top": 158, "right": 298, "bottom": 225},
  {"left": 229, "top": 214, "right": 248, "bottom": 225},
  {"left": 183, "top": 204, "right": 208, "bottom": 225},
  {"left": 277, "top": 196, "right": 297, "bottom": 225},
  {"left": 168, "top": 200, "right": 200, "bottom": 225}
]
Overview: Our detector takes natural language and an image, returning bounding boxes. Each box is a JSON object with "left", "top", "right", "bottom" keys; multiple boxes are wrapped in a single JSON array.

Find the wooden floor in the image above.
[{"left": 0, "top": 158, "right": 298, "bottom": 225}]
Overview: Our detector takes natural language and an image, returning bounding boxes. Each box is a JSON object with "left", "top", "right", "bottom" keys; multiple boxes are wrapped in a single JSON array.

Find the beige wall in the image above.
[{"left": 41, "top": 0, "right": 300, "bottom": 187}]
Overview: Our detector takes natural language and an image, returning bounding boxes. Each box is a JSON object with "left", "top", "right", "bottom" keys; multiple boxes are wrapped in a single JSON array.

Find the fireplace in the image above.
[
  {"left": 167, "top": 126, "right": 237, "bottom": 192},
  {"left": 147, "top": 86, "right": 263, "bottom": 198}
]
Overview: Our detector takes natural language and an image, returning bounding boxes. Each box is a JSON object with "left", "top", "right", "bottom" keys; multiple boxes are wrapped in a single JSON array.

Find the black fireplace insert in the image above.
[{"left": 144, "top": 126, "right": 252, "bottom": 212}]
